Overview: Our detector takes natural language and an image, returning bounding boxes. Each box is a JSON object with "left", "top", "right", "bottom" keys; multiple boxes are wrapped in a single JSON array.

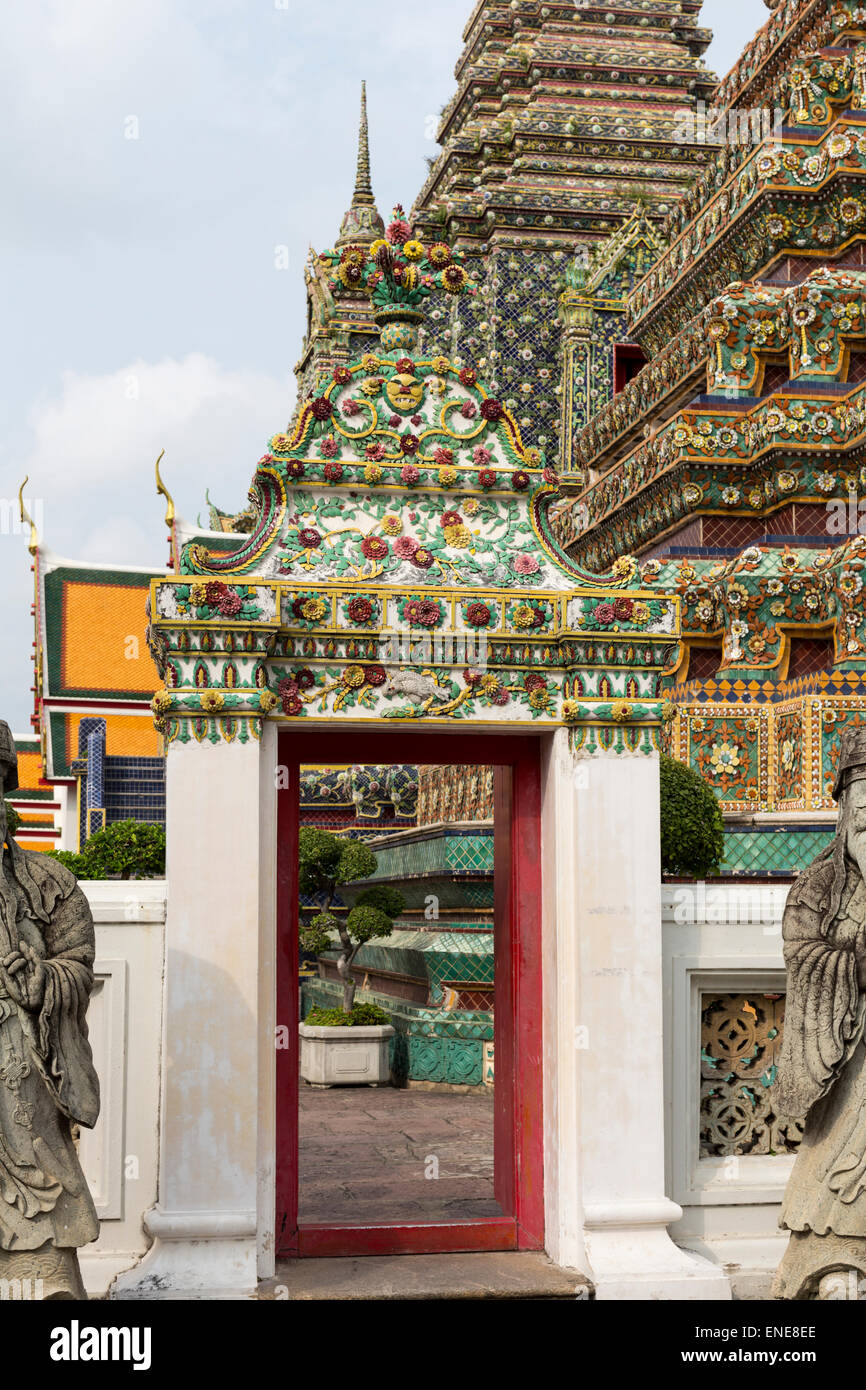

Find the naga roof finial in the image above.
[
  {"left": 155, "top": 449, "right": 175, "bottom": 528},
  {"left": 17, "top": 477, "right": 38, "bottom": 555}
]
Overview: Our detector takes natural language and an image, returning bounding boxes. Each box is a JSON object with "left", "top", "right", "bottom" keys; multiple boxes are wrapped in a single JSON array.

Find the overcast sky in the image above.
[{"left": 0, "top": 0, "right": 759, "bottom": 731}]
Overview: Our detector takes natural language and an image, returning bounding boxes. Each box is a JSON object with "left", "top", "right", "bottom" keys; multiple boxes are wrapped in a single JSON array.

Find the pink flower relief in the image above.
[
  {"left": 401, "top": 464, "right": 420, "bottom": 485},
  {"left": 473, "top": 445, "right": 492, "bottom": 466},
  {"left": 461, "top": 401, "right": 477, "bottom": 419},
  {"left": 365, "top": 442, "right": 386, "bottom": 461},
  {"left": 512, "top": 554, "right": 540, "bottom": 575},
  {"left": 320, "top": 436, "right": 338, "bottom": 458},
  {"left": 342, "top": 400, "right": 361, "bottom": 418},
  {"left": 434, "top": 446, "right": 454, "bottom": 466},
  {"left": 393, "top": 536, "right": 419, "bottom": 560}
]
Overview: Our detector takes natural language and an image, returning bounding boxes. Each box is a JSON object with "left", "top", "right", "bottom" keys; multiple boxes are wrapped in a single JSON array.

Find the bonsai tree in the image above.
[
  {"left": 659, "top": 753, "right": 725, "bottom": 878},
  {"left": 47, "top": 820, "right": 165, "bottom": 880},
  {"left": 298, "top": 827, "right": 404, "bottom": 1014}
]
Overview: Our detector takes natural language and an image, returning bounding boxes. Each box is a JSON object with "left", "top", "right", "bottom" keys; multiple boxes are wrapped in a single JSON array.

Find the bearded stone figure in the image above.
[
  {"left": 773, "top": 726, "right": 866, "bottom": 1299},
  {"left": 0, "top": 721, "right": 100, "bottom": 1299}
]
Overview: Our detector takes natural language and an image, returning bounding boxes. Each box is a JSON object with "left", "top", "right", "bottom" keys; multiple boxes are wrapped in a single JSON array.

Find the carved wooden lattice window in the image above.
[{"left": 700, "top": 993, "right": 804, "bottom": 1157}]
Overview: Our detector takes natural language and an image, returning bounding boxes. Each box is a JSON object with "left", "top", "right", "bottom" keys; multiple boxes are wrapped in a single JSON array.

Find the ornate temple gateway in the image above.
[{"left": 17, "top": 0, "right": 866, "bottom": 1302}]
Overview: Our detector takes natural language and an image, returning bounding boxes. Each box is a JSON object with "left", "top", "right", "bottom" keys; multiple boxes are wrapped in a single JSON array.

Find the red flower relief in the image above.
[
  {"left": 323, "top": 461, "right": 344, "bottom": 482},
  {"left": 333, "top": 367, "right": 352, "bottom": 385},
  {"left": 400, "top": 433, "right": 420, "bottom": 455},
  {"left": 440, "top": 510, "right": 463, "bottom": 527},
  {"left": 512, "top": 471, "right": 530, "bottom": 490},
  {"left": 364, "top": 665, "right": 387, "bottom": 687},
  {"left": 311, "top": 397, "right": 333, "bottom": 421},
  {"left": 361, "top": 536, "right": 389, "bottom": 560},
  {"left": 282, "top": 694, "right": 303, "bottom": 716},
  {"left": 459, "top": 368, "right": 477, "bottom": 387},
  {"left": 478, "top": 469, "right": 497, "bottom": 489},
  {"left": 395, "top": 357, "right": 415, "bottom": 374},
  {"left": 287, "top": 461, "right": 305, "bottom": 479},
  {"left": 524, "top": 672, "right": 547, "bottom": 692},
  {"left": 347, "top": 597, "right": 374, "bottom": 623},
  {"left": 433, "top": 447, "right": 454, "bottom": 466},
  {"left": 205, "top": 581, "right": 228, "bottom": 606},
  {"left": 480, "top": 398, "right": 504, "bottom": 422},
  {"left": 278, "top": 678, "right": 299, "bottom": 697},
  {"left": 295, "top": 668, "right": 315, "bottom": 690},
  {"left": 465, "top": 602, "right": 492, "bottom": 628},
  {"left": 404, "top": 599, "right": 441, "bottom": 627},
  {"left": 463, "top": 668, "right": 483, "bottom": 686},
  {"left": 613, "top": 597, "right": 634, "bottom": 620},
  {"left": 298, "top": 528, "right": 322, "bottom": 548},
  {"left": 410, "top": 548, "right": 433, "bottom": 569}
]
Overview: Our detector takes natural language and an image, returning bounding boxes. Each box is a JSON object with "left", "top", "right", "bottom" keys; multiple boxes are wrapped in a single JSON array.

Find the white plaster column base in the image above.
[
  {"left": 110, "top": 1210, "right": 257, "bottom": 1300},
  {"left": 585, "top": 1202, "right": 732, "bottom": 1301},
  {"left": 677, "top": 1233, "right": 790, "bottom": 1301},
  {"left": 541, "top": 735, "right": 732, "bottom": 1300}
]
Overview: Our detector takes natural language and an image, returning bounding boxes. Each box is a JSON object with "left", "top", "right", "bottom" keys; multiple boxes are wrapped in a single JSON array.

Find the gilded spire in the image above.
[
  {"left": 335, "top": 83, "right": 385, "bottom": 247},
  {"left": 353, "top": 82, "right": 374, "bottom": 207}
]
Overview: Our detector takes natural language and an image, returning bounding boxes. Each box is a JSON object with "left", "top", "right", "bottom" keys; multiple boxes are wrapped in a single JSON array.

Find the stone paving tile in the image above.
[{"left": 298, "top": 1081, "right": 499, "bottom": 1223}]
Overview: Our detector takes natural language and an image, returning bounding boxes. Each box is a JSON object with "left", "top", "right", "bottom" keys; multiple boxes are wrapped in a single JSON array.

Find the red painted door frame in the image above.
[{"left": 275, "top": 730, "right": 544, "bottom": 1258}]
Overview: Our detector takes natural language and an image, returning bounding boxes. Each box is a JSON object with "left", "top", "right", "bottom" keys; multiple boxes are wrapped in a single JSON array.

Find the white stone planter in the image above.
[{"left": 299, "top": 1022, "right": 395, "bottom": 1087}]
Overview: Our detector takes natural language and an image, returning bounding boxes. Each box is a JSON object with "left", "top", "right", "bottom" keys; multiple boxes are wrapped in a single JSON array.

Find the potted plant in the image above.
[{"left": 298, "top": 827, "right": 404, "bottom": 1086}]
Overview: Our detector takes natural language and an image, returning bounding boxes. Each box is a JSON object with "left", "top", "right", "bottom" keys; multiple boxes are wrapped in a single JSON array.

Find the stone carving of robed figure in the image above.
[
  {"left": 774, "top": 726, "right": 866, "bottom": 1299},
  {"left": 0, "top": 721, "right": 100, "bottom": 1299}
]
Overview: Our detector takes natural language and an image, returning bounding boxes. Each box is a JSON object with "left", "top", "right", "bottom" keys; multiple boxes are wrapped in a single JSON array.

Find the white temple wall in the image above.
[
  {"left": 662, "top": 882, "right": 793, "bottom": 1299},
  {"left": 76, "top": 881, "right": 166, "bottom": 1297},
  {"left": 71, "top": 770, "right": 796, "bottom": 1300}
]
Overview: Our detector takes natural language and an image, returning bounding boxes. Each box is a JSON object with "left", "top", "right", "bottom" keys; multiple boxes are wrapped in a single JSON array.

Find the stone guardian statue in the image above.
[
  {"left": 0, "top": 721, "right": 100, "bottom": 1299},
  {"left": 774, "top": 725, "right": 866, "bottom": 1299}
]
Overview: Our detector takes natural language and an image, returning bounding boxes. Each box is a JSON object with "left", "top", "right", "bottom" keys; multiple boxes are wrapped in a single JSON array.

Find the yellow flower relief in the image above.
[
  {"left": 431, "top": 356, "right": 450, "bottom": 374},
  {"left": 302, "top": 598, "right": 327, "bottom": 621},
  {"left": 190, "top": 583, "right": 208, "bottom": 605},
  {"left": 382, "top": 515, "right": 402, "bottom": 535},
  {"left": 201, "top": 692, "right": 225, "bottom": 713},
  {"left": 438, "top": 467, "right": 457, "bottom": 488},
  {"left": 611, "top": 701, "right": 633, "bottom": 724},
  {"left": 443, "top": 523, "right": 471, "bottom": 548},
  {"left": 512, "top": 604, "right": 535, "bottom": 630},
  {"left": 259, "top": 691, "right": 279, "bottom": 713},
  {"left": 365, "top": 464, "right": 383, "bottom": 484},
  {"left": 403, "top": 240, "right": 426, "bottom": 262},
  {"left": 342, "top": 666, "right": 366, "bottom": 688}
]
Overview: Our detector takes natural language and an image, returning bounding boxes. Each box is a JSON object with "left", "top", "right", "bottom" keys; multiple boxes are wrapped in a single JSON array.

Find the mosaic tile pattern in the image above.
[{"left": 721, "top": 827, "right": 834, "bottom": 876}]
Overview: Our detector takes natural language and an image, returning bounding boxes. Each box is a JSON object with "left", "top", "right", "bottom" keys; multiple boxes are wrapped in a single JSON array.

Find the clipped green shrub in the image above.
[
  {"left": 659, "top": 754, "right": 725, "bottom": 878},
  {"left": 305, "top": 1002, "right": 392, "bottom": 1028},
  {"left": 47, "top": 849, "right": 106, "bottom": 880},
  {"left": 46, "top": 821, "right": 165, "bottom": 880}
]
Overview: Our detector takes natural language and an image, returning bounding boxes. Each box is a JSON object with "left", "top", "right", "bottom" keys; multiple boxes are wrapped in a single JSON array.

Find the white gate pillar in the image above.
[
  {"left": 541, "top": 730, "right": 730, "bottom": 1299},
  {"left": 113, "top": 724, "right": 277, "bottom": 1299}
]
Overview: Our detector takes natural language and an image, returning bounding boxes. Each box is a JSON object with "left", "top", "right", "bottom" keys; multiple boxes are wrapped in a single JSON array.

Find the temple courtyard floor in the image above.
[{"left": 298, "top": 1080, "right": 499, "bottom": 1224}]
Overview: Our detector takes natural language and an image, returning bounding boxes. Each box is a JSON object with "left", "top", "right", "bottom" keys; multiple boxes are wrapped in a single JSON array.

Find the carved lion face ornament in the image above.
[{"left": 385, "top": 373, "right": 425, "bottom": 416}]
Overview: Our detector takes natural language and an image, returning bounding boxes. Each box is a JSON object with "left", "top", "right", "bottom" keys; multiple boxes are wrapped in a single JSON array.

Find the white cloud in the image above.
[
  {"left": 21, "top": 353, "right": 291, "bottom": 505},
  {"left": 0, "top": 353, "right": 291, "bottom": 729}
]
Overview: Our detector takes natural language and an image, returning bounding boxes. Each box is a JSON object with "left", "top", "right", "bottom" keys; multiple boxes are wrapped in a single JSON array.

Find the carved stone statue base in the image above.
[
  {"left": 774, "top": 1231, "right": 866, "bottom": 1300},
  {"left": 0, "top": 1245, "right": 87, "bottom": 1300}
]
